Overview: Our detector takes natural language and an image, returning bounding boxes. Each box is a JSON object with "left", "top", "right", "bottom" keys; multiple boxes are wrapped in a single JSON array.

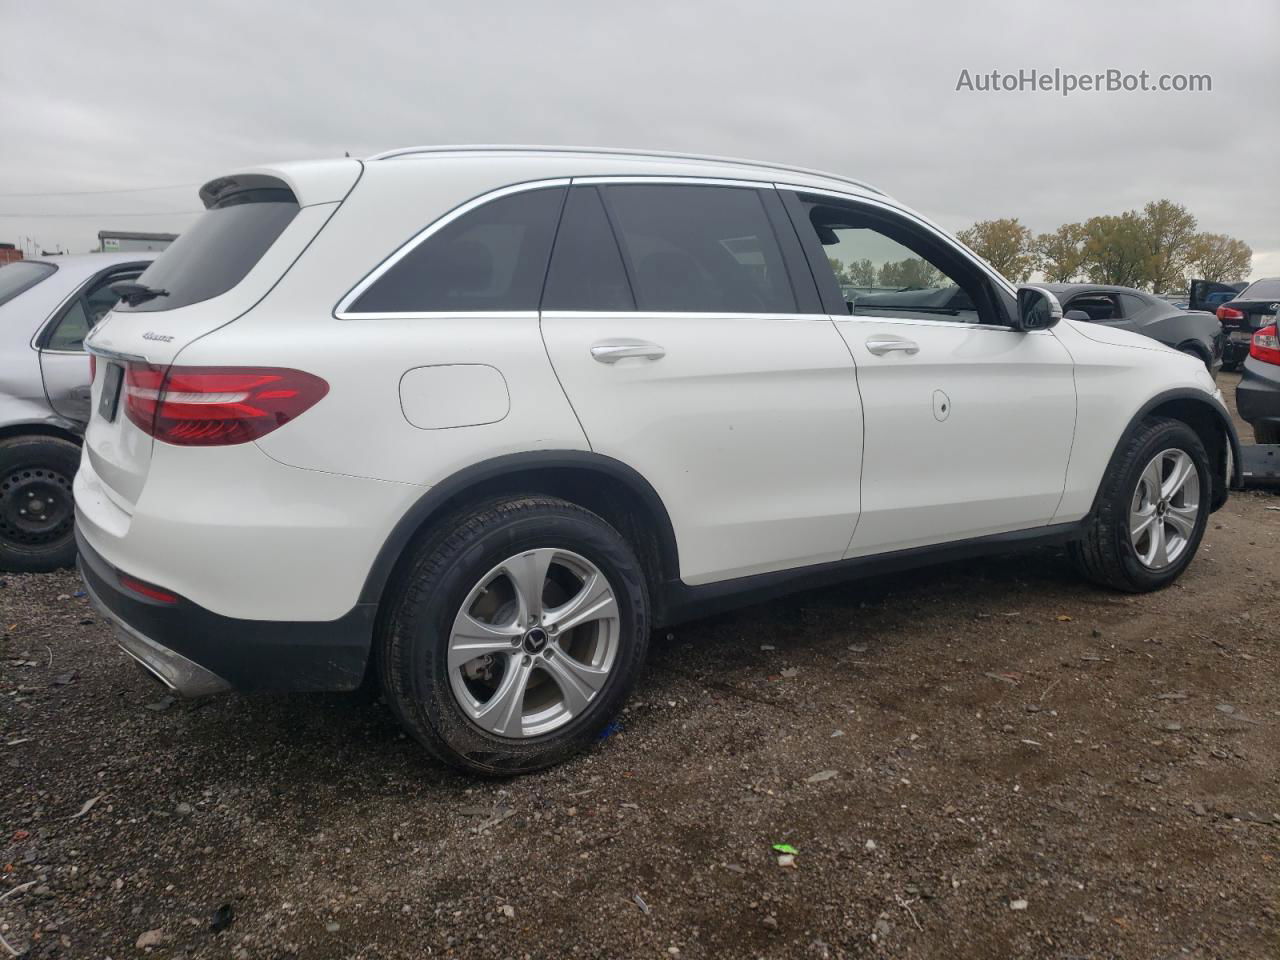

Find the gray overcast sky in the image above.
[{"left": 2, "top": 0, "right": 1277, "bottom": 276}]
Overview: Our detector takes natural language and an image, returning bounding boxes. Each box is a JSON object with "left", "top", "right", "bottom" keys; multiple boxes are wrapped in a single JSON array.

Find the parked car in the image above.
[
  {"left": 1236, "top": 320, "right": 1280, "bottom": 443},
  {"left": 76, "top": 147, "right": 1239, "bottom": 774},
  {"left": 1198, "top": 278, "right": 1280, "bottom": 371},
  {"left": 1042, "top": 283, "right": 1224, "bottom": 371},
  {"left": 0, "top": 252, "right": 155, "bottom": 571}
]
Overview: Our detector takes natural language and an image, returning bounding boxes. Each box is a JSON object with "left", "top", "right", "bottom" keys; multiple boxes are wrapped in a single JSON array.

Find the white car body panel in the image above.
[
  {"left": 836, "top": 317, "right": 1076, "bottom": 554},
  {"left": 541, "top": 311, "right": 864, "bottom": 584},
  {"left": 75, "top": 148, "right": 1230, "bottom": 635},
  {"left": 1050, "top": 318, "right": 1221, "bottom": 521}
]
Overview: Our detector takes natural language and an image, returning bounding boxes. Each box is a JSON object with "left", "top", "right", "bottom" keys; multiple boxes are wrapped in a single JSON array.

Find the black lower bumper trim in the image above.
[{"left": 76, "top": 528, "right": 375, "bottom": 693}]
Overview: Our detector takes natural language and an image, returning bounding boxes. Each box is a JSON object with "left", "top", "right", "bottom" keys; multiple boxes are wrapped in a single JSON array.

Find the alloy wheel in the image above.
[
  {"left": 446, "top": 548, "right": 621, "bottom": 739},
  {"left": 1129, "top": 448, "right": 1200, "bottom": 571}
]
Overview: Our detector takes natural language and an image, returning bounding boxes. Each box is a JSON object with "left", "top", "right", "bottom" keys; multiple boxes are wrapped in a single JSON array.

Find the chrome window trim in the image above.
[
  {"left": 342, "top": 310, "right": 539, "bottom": 321},
  {"left": 540, "top": 310, "right": 830, "bottom": 323},
  {"left": 773, "top": 182, "right": 1019, "bottom": 300},
  {"left": 334, "top": 178, "right": 571, "bottom": 319},
  {"left": 834, "top": 315, "right": 1050, "bottom": 335}
]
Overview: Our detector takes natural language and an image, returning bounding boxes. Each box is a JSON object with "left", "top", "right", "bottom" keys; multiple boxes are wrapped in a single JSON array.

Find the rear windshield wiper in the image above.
[{"left": 110, "top": 280, "right": 169, "bottom": 306}]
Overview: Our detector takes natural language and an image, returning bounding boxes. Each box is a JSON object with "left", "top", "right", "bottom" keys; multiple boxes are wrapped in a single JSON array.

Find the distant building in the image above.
[
  {"left": 98, "top": 230, "right": 178, "bottom": 253},
  {"left": 0, "top": 243, "right": 22, "bottom": 265}
]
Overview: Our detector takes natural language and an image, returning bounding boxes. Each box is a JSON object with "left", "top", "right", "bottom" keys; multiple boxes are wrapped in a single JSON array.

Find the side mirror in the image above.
[
  {"left": 1015, "top": 286, "right": 1063, "bottom": 331},
  {"left": 1064, "top": 309, "right": 1092, "bottom": 322}
]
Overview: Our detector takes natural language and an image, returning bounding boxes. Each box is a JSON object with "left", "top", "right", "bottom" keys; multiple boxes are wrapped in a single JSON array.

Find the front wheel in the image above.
[
  {"left": 0, "top": 436, "right": 81, "bottom": 573},
  {"left": 378, "top": 495, "right": 649, "bottom": 775},
  {"left": 1070, "top": 418, "right": 1210, "bottom": 592}
]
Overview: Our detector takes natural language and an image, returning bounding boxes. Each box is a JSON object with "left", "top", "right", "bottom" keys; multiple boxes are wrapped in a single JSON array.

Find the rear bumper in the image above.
[
  {"left": 77, "top": 527, "right": 375, "bottom": 694},
  {"left": 1237, "top": 357, "right": 1280, "bottom": 429}
]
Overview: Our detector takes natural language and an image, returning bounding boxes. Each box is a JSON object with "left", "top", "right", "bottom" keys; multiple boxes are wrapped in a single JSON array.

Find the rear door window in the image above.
[
  {"left": 600, "top": 184, "right": 797, "bottom": 314},
  {"left": 348, "top": 186, "right": 566, "bottom": 314},
  {"left": 44, "top": 269, "right": 143, "bottom": 351},
  {"left": 115, "top": 189, "right": 299, "bottom": 312},
  {"left": 542, "top": 186, "right": 635, "bottom": 311},
  {"left": 0, "top": 261, "right": 57, "bottom": 307}
]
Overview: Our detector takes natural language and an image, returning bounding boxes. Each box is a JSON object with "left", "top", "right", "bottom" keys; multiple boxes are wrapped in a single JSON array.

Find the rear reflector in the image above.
[
  {"left": 124, "top": 364, "right": 328, "bottom": 446},
  {"left": 1250, "top": 325, "right": 1280, "bottom": 366},
  {"left": 119, "top": 574, "right": 179, "bottom": 605}
]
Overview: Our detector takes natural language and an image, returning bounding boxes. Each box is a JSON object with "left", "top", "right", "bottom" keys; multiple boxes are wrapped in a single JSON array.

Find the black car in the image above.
[
  {"left": 1192, "top": 278, "right": 1277, "bottom": 371},
  {"left": 1043, "top": 283, "right": 1224, "bottom": 371},
  {"left": 1236, "top": 319, "right": 1280, "bottom": 444}
]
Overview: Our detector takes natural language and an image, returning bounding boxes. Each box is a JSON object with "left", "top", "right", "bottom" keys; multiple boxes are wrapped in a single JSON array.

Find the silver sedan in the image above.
[{"left": 0, "top": 252, "right": 155, "bottom": 571}]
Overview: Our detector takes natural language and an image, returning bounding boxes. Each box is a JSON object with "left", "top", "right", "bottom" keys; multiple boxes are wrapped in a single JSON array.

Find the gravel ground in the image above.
[{"left": 2, "top": 379, "right": 1278, "bottom": 959}]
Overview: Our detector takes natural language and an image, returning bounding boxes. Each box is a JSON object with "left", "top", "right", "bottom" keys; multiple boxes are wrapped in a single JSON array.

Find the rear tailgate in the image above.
[{"left": 83, "top": 161, "right": 361, "bottom": 513}]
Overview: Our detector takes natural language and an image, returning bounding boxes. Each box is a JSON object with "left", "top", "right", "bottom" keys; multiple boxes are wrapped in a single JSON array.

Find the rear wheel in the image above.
[
  {"left": 1177, "top": 344, "right": 1211, "bottom": 371},
  {"left": 1070, "top": 418, "right": 1210, "bottom": 592},
  {"left": 378, "top": 495, "right": 649, "bottom": 775},
  {"left": 0, "top": 436, "right": 80, "bottom": 573}
]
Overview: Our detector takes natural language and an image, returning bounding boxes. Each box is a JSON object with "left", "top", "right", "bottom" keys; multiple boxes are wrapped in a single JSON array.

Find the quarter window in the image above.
[
  {"left": 601, "top": 185, "right": 797, "bottom": 313},
  {"left": 349, "top": 186, "right": 566, "bottom": 314}
]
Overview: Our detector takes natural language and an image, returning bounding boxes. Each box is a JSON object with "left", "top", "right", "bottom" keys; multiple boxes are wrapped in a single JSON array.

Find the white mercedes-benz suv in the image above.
[{"left": 76, "top": 147, "right": 1239, "bottom": 774}]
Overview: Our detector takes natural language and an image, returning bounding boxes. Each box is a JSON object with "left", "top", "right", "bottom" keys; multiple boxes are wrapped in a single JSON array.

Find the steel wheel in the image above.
[
  {"left": 1129, "top": 448, "right": 1201, "bottom": 571},
  {"left": 446, "top": 548, "right": 621, "bottom": 739},
  {"left": 0, "top": 466, "right": 74, "bottom": 548}
]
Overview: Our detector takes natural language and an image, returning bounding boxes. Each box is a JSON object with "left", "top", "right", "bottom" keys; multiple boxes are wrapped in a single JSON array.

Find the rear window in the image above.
[
  {"left": 0, "top": 261, "right": 57, "bottom": 308},
  {"left": 1240, "top": 279, "right": 1280, "bottom": 300},
  {"left": 116, "top": 188, "right": 299, "bottom": 312}
]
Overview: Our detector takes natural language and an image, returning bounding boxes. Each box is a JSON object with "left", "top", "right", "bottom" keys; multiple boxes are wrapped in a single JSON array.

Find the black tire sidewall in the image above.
[
  {"left": 1107, "top": 422, "right": 1210, "bottom": 590},
  {"left": 389, "top": 503, "right": 648, "bottom": 774},
  {"left": 0, "top": 437, "right": 81, "bottom": 572}
]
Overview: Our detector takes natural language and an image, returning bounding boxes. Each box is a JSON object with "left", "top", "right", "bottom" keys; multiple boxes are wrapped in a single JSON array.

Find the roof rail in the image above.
[{"left": 367, "top": 144, "right": 884, "bottom": 196}]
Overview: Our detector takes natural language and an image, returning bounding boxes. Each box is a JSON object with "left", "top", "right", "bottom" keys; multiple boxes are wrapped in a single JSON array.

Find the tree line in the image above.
[{"left": 954, "top": 200, "right": 1252, "bottom": 291}]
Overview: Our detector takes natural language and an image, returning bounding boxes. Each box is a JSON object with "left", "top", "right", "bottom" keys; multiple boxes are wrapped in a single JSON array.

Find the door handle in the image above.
[
  {"left": 590, "top": 339, "right": 666, "bottom": 364},
  {"left": 865, "top": 335, "right": 919, "bottom": 356}
]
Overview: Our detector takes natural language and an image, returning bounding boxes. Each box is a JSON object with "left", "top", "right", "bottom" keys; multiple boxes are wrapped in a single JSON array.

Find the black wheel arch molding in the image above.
[
  {"left": 357, "top": 449, "right": 682, "bottom": 614},
  {"left": 1090, "top": 388, "right": 1242, "bottom": 516}
]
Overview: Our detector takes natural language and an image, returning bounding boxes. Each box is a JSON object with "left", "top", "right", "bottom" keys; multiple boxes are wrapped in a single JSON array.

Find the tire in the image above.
[
  {"left": 1177, "top": 345, "right": 1211, "bottom": 372},
  {"left": 1254, "top": 422, "right": 1280, "bottom": 444},
  {"left": 1070, "top": 417, "right": 1210, "bottom": 592},
  {"left": 378, "top": 495, "right": 649, "bottom": 775},
  {"left": 0, "top": 436, "right": 80, "bottom": 573},
  {"left": 1221, "top": 361, "right": 1241, "bottom": 373}
]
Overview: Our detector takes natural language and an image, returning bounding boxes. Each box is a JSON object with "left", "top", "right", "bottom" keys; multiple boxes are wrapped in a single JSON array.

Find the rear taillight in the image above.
[
  {"left": 1250, "top": 325, "right": 1280, "bottom": 366},
  {"left": 89, "top": 354, "right": 96, "bottom": 381},
  {"left": 1217, "top": 306, "right": 1245, "bottom": 322},
  {"left": 124, "top": 364, "right": 328, "bottom": 446}
]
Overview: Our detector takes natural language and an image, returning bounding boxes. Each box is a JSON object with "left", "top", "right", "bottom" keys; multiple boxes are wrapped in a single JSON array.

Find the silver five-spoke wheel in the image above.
[
  {"left": 1129, "top": 448, "right": 1200, "bottom": 571},
  {"left": 447, "top": 548, "right": 620, "bottom": 739}
]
